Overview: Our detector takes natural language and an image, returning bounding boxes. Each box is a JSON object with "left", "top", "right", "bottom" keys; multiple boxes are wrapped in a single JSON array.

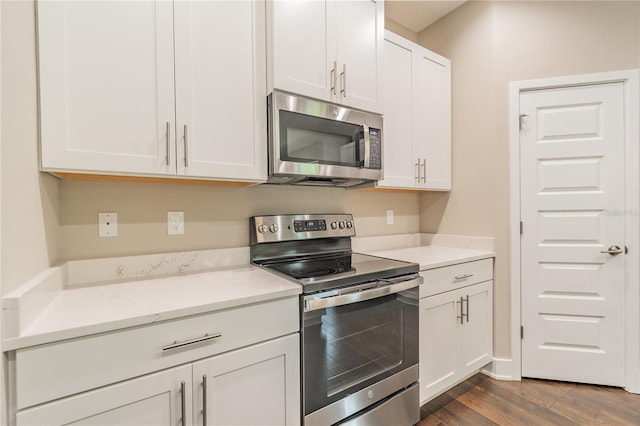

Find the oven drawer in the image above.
[
  {"left": 420, "top": 258, "right": 493, "bottom": 298},
  {"left": 15, "top": 296, "right": 298, "bottom": 410}
]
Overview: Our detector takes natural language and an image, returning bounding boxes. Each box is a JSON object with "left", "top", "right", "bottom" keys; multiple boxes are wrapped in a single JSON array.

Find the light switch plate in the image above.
[{"left": 386, "top": 209, "right": 394, "bottom": 225}]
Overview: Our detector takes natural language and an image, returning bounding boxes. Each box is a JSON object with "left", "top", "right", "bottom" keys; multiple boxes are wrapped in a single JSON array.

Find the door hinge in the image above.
[
  {"left": 521, "top": 326, "right": 524, "bottom": 339},
  {"left": 519, "top": 114, "right": 528, "bottom": 131},
  {"left": 520, "top": 221, "right": 523, "bottom": 235}
]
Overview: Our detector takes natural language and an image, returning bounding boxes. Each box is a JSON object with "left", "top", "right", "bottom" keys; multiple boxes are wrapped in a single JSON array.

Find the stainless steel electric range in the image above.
[{"left": 250, "top": 214, "right": 422, "bottom": 426}]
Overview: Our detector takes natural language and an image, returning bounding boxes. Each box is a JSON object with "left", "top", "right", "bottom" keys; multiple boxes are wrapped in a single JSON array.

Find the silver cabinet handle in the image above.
[
  {"left": 166, "top": 121, "right": 171, "bottom": 166},
  {"left": 465, "top": 295, "right": 470, "bottom": 323},
  {"left": 340, "top": 64, "right": 346, "bottom": 97},
  {"left": 180, "top": 381, "right": 186, "bottom": 426},
  {"left": 421, "top": 159, "right": 426, "bottom": 183},
  {"left": 202, "top": 375, "right": 207, "bottom": 425},
  {"left": 600, "top": 245, "right": 624, "bottom": 255},
  {"left": 330, "top": 61, "right": 337, "bottom": 96},
  {"left": 162, "top": 333, "right": 222, "bottom": 351},
  {"left": 415, "top": 158, "right": 421, "bottom": 182},
  {"left": 454, "top": 273, "right": 474, "bottom": 280},
  {"left": 456, "top": 296, "right": 464, "bottom": 325},
  {"left": 183, "top": 124, "right": 189, "bottom": 167}
]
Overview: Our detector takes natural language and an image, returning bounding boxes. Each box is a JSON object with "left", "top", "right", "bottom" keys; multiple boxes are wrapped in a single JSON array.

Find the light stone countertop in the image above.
[
  {"left": 366, "top": 245, "right": 495, "bottom": 271},
  {"left": 3, "top": 265, "right": 301, "bottom": 351},
  {"left": 3, "top": 234, "right": 494, "bottom": 351}
]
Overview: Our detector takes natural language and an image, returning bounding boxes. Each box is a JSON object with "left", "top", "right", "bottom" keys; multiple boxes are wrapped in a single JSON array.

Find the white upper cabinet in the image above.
[
  {"left": 268, "top": 0, "right": 384, "bottom": 114},
  {"left": 378, "top": 30, "right": 451, "bottom": 191},
  {"left": 38, "top": 0, "right": 267, "bottom": 182},
  {"left": 416, "top": 49, "right": 451, "bottom": 190},
  {"left": 38, "top": 1, "right": 176, "bottom": 176},
  {"left": 174, "top": 0, "right": 267, "bottom": 181}
]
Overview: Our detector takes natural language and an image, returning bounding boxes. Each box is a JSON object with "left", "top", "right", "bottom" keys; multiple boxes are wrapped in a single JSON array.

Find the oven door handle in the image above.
[{"left": 304, "top": 276, "right": 423, "bottom": 312}]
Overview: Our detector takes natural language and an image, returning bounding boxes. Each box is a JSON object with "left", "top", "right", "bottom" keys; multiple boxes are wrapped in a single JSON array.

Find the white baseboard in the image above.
[{"left": 481, "top": 358, "right": 516, "bottom": 381}]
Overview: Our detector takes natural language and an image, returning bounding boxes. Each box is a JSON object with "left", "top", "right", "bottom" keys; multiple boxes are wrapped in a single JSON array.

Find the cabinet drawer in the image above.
[
  {"left": 420, "top": 258, "right": 493, "bottom": 298},
  {"left": 15, "top": 296, "right": 299, "bottom": 410}
]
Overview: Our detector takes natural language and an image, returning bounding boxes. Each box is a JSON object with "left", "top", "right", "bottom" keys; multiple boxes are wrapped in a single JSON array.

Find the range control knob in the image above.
[
  {"left": 331, "top": 222, "right": 338, "bottom": 230},
  {"left": 346, "top": 220, "right": 353, "bottom": 229},
  {"left": 257, "top": 224, "right": 268, "bottom": 234},
  {"left": 338, "top": 221, "right": 346, "bottom": 229},
  {"left": 269, "top": 224, "right": 279, "bottom": 233}
]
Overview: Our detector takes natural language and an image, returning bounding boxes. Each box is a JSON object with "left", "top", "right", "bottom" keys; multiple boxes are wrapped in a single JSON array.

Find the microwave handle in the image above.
[
  {"left": 303, "top": 276, "right": 422, "bottom": 312},
  {"left": 356, "top": 126, "right": 370, "bottom": 168}
]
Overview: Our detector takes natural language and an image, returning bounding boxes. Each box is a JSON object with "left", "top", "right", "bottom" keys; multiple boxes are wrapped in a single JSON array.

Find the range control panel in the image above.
[
  {"left": 250, "top": 214, "right": 355, "bottom": 244},
  {"left": 293, "top": 220, "right": 327, "bottom": 233}
]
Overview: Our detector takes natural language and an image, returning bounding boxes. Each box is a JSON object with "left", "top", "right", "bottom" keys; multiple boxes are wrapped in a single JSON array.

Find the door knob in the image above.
[{"left": 600, "top": 245, "right": 624, "bottom": 255}]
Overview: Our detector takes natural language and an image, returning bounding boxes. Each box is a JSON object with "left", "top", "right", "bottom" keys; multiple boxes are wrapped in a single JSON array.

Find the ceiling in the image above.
[{"left": 385, "top": 1, "right": 467, "bottom": 33}]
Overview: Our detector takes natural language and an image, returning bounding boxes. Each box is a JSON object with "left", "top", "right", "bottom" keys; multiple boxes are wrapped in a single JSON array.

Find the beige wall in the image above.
[
  {"left": 418, "top": 0, "right": 640, "bottom": 358},
  {"left": 384, "top": 17, "right": 418, "bottom": 42},
  {"left": 59, "top": 181, "right": 419, "bottom": 260},
  {"left": 1, "top": 1, "right": 60, "bottom": 295}
]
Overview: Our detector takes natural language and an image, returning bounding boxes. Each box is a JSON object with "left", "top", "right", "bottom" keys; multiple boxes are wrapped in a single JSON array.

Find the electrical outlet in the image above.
[
  {"left": 168, "top": 211, "right": 184, "bottom": 235},
  {"left": 386, "top": 209, "right": 394, "bottom": 225},
  {"left": 98, "top": 212, "right": 118, "bottom": 237}
]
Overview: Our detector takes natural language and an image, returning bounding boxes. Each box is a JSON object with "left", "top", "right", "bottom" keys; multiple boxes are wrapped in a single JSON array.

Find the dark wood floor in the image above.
[{"left": 419, "top": 374, "right": 640, "bottom": 425}]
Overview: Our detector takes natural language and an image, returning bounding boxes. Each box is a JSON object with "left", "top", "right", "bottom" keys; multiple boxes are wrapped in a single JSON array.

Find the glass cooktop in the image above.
[{"left": 263, "top": 252, "right": 418, "bottom": 294}]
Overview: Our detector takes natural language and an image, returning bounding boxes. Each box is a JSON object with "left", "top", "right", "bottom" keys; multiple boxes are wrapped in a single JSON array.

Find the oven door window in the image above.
[
  {"left": 302, "top": 290, "right": 419, "bottom": 416},
  {"left": 279, "top": 110, "right": 364, "bottom": 167}
]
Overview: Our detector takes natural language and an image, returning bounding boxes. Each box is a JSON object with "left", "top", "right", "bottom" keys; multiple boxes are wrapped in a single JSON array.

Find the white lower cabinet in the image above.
[
  {"left": 193, "top": 335, "right": 300, "bottom": 426},
  {"left": 13, "top": 297, "right": 300, "bottom": 425},
  {"left": 16, "top": 334, "right": 299, "bottom": 426},
  {"left": 16, "top": 364, "right": 193, "bottom": 426},
  {"left": 419, "top": 259, "right": 493, "bottom": 404}
]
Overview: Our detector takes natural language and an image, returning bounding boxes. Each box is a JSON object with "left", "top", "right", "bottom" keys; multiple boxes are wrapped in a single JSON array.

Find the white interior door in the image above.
[{"left": 520, "top": 82, "right": 626, "bottom": 386}]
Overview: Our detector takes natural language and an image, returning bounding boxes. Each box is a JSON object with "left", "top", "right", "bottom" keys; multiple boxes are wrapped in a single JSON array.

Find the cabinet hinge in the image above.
[
  {"left": 520, "top": 221, "right": 523, "bottom": 235},
  {"left": 521, "top": 326, "right": 524, "bottom": 339}
]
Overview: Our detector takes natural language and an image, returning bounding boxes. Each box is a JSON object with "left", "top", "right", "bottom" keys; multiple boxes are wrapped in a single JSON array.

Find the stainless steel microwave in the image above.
[{"left": 267, "top": 91, "right": 383, "bottom": 187}]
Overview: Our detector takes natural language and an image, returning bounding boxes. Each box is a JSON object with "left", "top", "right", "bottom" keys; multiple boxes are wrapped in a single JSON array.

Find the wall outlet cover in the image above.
[{"left": 168, "top": 211, "right": 184, "bottom": 235}]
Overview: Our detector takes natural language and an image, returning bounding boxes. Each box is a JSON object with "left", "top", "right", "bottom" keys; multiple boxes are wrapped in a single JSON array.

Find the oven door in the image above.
[{"left": 301, "top": 276, "right": 421, "bottom": 425}]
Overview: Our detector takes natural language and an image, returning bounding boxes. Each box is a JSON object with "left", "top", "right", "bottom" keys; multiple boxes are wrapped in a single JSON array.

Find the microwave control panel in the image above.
[{"left": 368, "top": 129, "right": 382, "bottom": 169}]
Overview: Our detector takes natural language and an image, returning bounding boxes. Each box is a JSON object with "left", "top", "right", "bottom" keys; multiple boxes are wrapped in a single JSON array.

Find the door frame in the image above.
[{"left": 508, "top": 69, "right": 640, "bottom": 393}]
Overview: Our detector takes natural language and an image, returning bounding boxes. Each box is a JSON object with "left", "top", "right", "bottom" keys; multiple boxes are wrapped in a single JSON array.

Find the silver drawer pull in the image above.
[
  {"left": 162, "top": 332, "right": 222, "bottom": 351},
  {"left": 454, "top": 273, "right": 474, "bottom": 280}
]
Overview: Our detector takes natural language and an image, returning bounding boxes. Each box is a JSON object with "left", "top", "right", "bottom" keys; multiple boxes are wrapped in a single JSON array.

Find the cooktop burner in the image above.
[{"left": 268, "top": 255, "right": 353, "bottom": 280}]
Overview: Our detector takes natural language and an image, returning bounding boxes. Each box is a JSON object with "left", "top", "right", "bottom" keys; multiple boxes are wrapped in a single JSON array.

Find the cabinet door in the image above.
[
  {"left": 192, "top": 334, "right": 300, "bottom": 426},
  {"left": 16, "top": 365, "right": 192, "bottom": 426},
  {"left": 416, "top": 50, "right": 451, "bottom": 190},
  {"left": 458, "top": 281, "right": 494, "bottom": 375},
  {"left": 37, "top": 1, "right": 176, "bottom": 176},
  {"left": 269, "top": 0, "right": 334, "bottom": 102},
  {"left": 419, "top": 292, "right": 458, "bottom": 404},
  {"left": 378, "top": 34, "right": 418, "bottom": 189},
  {"left": 334, "top": 0, "right": 383, "bottom": 113},
  {"left": 174, "top": 0, "right": 267, "bottom": 181}
]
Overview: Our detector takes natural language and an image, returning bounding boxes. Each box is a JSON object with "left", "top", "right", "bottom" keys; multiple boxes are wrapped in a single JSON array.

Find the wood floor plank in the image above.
[
  {"left": 565, "top": 384, "right": 640, "bottom": 424},
  {"left": 475, "top": 376, "right": 579, "bottom": 425},
  {"left": 419, "top": 374, "right": 640, "bottom": 426},
  {"left": 547, "top": 398, "right": 606, "bottom": 425},
  {"left": 455, "top": 386, "right": 525, "bottom": 425}
]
